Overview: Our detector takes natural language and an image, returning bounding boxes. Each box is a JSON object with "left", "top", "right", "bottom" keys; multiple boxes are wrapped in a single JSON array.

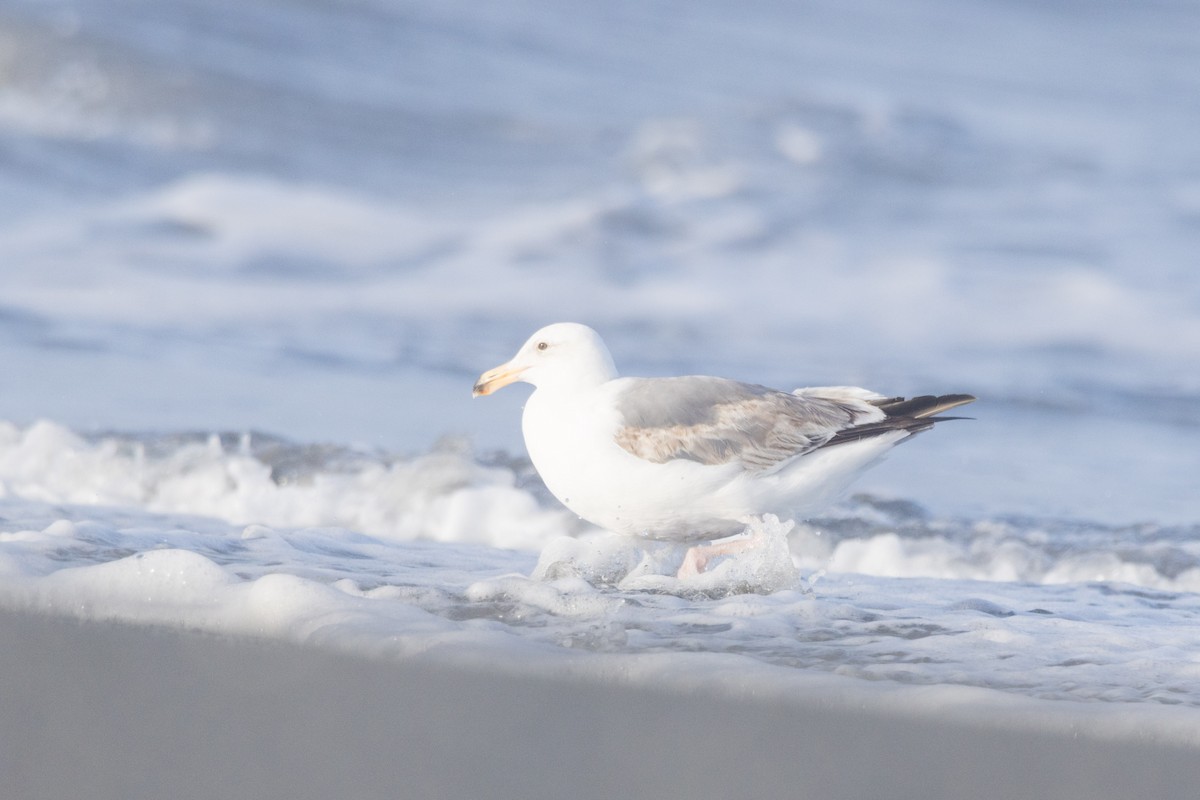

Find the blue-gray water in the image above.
[{"left": 1, "top": 2, "right": 1200, "bottom": 736}]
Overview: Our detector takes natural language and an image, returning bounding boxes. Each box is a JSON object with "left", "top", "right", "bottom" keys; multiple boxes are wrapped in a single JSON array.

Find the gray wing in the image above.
[{"left": 613, "top": 377, "right": 877, "bottom": 472}]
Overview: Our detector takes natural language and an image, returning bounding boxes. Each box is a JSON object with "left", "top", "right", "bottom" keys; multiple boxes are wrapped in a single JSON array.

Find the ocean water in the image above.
[{"left": 1, "top": 0, "right": 1199, "bottom": 729}]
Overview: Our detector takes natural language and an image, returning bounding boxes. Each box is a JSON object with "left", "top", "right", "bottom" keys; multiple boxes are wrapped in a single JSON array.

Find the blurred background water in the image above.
[
  {"left": 4, "top": 2, "right": 1200, "bottom": 721},
  {"left": 1, "top": 0, "right": 1198, "bottom": 524}
]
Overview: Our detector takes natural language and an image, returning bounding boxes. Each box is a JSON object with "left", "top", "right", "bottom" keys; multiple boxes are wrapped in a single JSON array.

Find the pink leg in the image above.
[{"left": 677, "top": 529, "right": 763, "bottom": 578}]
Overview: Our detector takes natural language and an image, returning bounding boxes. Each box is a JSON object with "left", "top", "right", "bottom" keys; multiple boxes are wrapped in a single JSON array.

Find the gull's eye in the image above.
[{"left": 536, "top": 341, "right": 549, "bottom": 351}]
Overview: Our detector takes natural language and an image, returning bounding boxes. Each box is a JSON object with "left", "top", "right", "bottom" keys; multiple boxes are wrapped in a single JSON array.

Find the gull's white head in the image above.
[{"left": 473, "top": 322, "right": 619, "bottom": 397}]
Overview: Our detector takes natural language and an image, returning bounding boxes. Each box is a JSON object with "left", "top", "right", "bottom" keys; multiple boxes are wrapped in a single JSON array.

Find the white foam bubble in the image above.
[
  {"left": 0, "top": 489, "right": 1198, "bottom": 725},
  {"left": 805, "top": 525, "right": 1200, "bottom": 593},
  {"left": 0, "top": 421, "right": 577, "bottom": 550}
]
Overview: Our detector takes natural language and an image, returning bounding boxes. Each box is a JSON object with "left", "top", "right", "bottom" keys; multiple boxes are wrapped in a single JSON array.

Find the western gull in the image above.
[{"left": 474, "top": 322, "right": 974, "bottom": 576}]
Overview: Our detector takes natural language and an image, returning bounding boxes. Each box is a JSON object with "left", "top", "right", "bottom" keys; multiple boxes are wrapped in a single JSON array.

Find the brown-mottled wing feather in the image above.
[{"left": 613, "top": 377, "right": 884, "bottom": 472}]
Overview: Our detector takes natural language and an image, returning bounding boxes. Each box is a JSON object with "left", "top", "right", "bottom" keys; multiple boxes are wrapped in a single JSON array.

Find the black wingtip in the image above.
[
  {"left": 873, "top": 393, "right": 976, "bottom": 419},
  {"left": 821, "top": 393, "right": 976, "bottom": 450}
]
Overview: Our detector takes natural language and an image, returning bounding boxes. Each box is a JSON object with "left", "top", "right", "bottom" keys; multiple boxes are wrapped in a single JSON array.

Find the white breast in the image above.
[
  {"left": 522, "top": 386, "right": 619, "bottom": 518},
  {"left": 521, "top": 383, "right": 752, "bottom": 539}
]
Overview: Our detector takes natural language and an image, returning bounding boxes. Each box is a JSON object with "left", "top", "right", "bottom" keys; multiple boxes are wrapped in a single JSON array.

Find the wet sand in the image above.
[{"left": 1, "top": 610, "right": 1196, "bottom": 800}]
